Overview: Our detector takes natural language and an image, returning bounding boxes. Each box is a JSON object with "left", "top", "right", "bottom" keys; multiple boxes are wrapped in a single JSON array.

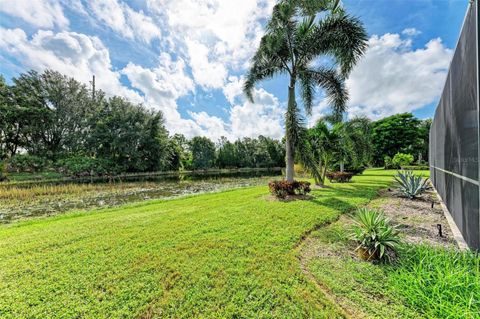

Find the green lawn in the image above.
[{"left": 0, "top": 169, "right": 395, "bottom": 318}]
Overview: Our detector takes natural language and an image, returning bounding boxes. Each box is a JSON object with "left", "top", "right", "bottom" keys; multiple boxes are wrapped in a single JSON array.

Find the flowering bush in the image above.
[{"left": 268, "top": 180, "right": 311, "bottom": 198}]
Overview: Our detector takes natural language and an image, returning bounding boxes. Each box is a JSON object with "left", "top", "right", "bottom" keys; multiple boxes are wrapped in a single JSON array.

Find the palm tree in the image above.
[
  {"left": 306, "top": 116, "right": 372, "bottom": 186},
  {"left": 243, "top": 0, "right": 368, "bottom": 182}
]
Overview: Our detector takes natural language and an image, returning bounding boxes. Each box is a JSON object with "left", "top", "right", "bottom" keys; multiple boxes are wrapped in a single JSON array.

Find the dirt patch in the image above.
[{"left": 375, "top": 189, "right": 456, "bottom": 248}]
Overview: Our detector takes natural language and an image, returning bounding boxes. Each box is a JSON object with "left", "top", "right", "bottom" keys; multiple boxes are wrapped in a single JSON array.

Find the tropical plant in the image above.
[
  {"left": 392, "top": 152, "right": 414, "bottom": 168},
  {"left": 268, "top": 180, "right": 311, "bottom": 198},
  {"left": 351, "top": 208, "right": 401, "bottom": 262},
  {"left": 304, "top": 117, "right": 371, "bottom": 185},
  {"left": 394, "top": 170, "right": 429, "bottom": 199},
  {"left": 244, "top": 0, "right": 368, "bottom": 182}
]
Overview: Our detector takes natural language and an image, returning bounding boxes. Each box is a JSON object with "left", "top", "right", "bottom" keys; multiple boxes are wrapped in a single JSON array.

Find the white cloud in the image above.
[
  {"left": 229, "top": 88, "right": 284, "bottom": 140},
  {"left": 346, "top": 33, "right": 452, "bottom": 119},
  {"left": 402, "top": 28, "right": 422, "bottom": 36},
  {"left": 87, "top": 0, "right": 161, "bottom": 43},
  {"left": 0, "top": 28, "right": 142, "bottom": 103},
  {"left": 147, "top": 0, "right": 275, "bottom": 85},
  {"left": 122, "top": 54, "right": 205, "bottom": 137},
  {"left": 223, "top": 76, "right": 245, "bottom": 104},
  {"left": 185, "top": 39, "right": 227, "bottom": 89},
  {"left": 0, "top": 0, "right": 69, "bottom": 29}
]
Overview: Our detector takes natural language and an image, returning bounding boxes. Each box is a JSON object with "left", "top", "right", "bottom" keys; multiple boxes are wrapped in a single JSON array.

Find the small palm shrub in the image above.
[
  {"left": 268, "top": 180, "right": 311, "bottom": 198},
  {"left": 394, "top": 170, "right": 429, "bottom": 199},
  {"left": 351, "top": 208, "right": 401, "bottom": 262}
]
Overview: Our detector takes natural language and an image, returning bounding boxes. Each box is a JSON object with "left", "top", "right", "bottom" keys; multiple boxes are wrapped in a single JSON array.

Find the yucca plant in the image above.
[
  {"left": 351, "top": 208, "right": 401, "bottom": 262},
  {"left": 394, "top": 170, "right": 429, "bottom": 199}
]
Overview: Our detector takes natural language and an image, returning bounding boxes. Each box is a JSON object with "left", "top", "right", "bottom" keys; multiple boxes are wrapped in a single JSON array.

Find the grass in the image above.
[
  {"left": 0, "top": 169, "right": 394, "bottom": 318},
  {"left": 306, "top": 205, "right": 480, "bottom": 319}
]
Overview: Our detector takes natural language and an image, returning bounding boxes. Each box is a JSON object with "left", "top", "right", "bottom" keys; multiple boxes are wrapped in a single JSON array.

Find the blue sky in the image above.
[{"left": 0, "top": 0, "right": 469, "bottom": 140}]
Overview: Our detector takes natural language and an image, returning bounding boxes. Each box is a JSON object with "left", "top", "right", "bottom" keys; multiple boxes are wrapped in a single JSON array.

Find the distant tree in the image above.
[
  {"left": 190, "top": 136, "right": 216, "bottom": 170},
  {"left": 244, "top": 0, "right": 367, "bottom": 182},
  {"left": 371, "top": 113, "right": 421, "bottom": 166},
  {"left": 89, "top": 97, "right": 169, "bottom": 172},
  {"left": 216, "top": 137, "right": 236, "bottom": 168}
]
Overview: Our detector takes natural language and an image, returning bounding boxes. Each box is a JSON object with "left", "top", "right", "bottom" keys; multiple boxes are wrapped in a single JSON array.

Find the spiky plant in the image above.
[
  {"left": 351, "top": 207, "right": 401, "bottom": 262},
  {"left": 243, "top": 0, "right": 368, "bottom": 182},
  {"left": 394, "top": 170, "right": 429, "bottom": 199}
]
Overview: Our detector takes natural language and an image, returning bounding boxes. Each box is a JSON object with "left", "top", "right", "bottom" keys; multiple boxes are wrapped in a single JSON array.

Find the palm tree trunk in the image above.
[
  {"left": 285, "top": 82, "right": 295, "bottom": 182},
  {"left": 340, "top": 160, "right": 344, "bottom": 172}
]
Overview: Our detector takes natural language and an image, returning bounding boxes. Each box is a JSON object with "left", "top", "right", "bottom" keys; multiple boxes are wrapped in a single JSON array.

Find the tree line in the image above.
[
  {"left": 0, "top": 69, "right": 429, "bottom": 178},
  {"left": 0, "top": 70, "right": 284, "bottom": 176}
]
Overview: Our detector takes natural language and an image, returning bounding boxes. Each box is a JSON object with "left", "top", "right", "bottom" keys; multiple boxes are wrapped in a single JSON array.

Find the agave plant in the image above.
[
  {"left": 394, "top": 170, "right": 429, "bottom": 199},
  {"left": 351, "top": 208, "right": 401, "bottom": 262}
]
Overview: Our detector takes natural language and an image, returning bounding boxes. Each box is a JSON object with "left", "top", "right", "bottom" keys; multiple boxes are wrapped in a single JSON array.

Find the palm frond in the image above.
[
  {"left": 306, "top": 68, "right": 348, "bottom": 121},
  {"left": 298, "top": 71, "right": 315, "bottom": 115},
  {"left": 304, "top": 13, "right": 368, "bottom": 76}
]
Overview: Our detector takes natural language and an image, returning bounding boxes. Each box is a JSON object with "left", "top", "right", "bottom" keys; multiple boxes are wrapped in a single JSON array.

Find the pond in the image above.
[{"left": 0, "top": 168, "right": 283, "bottom": 223}]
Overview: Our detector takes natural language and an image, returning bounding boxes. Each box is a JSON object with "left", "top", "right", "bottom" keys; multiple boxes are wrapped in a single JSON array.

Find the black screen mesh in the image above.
[{"left": 430, "top": 1, "right": 480, "bottom": 250}]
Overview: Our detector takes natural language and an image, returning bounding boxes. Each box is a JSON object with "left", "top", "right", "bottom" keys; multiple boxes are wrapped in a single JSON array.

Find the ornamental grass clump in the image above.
[
  {"left": 394, "top": 170, "right": 429, "bottom": 199},
  {"left": 351, "top": 208, "right": 401, "bottom": 262}
]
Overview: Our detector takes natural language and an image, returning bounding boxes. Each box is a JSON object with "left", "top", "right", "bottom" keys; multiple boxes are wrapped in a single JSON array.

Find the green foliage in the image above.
[
  {"left": 268, "top": 180, "right": 311, "bottom": 198},
  {"left": 389, "top": 245, "right": 480, "bottom": 319},
  {"left": 244, "top": 0, "right": 368, "bottom": 180},
  {"left": 351, "top": 208, "right": 401, "bottom": 262},
  {"left": 371, "top": 113, "right": 429, "bottom": 166},
  {"left": 8, "top": 154, "right": 50, "bottom": 173},
  {"left": 56, "top": 156, "right": 118, "bottom": 177},
  {"left": 217, "top": 136, "right": 285, "bottom": 169},
  {"left": 0, "top": 160, "right": 7, "bottom": 181},
  {"left": 383, "top": 155, "right": 394, "bottom": 169},
  {"left": 394, "top": 170, "right": 429, "bottom": 199},
  {"left": 392, "top": 153, "right": 414, "bottom": 167},
  {"left": 89, "top": 97, "right": 169, "bottom": 172},
  {"left": 303, "top": 117, "right": 372, "bottom": 185},
  {"left": 190, "top": 136, "right": 216, "bottom": 170}
]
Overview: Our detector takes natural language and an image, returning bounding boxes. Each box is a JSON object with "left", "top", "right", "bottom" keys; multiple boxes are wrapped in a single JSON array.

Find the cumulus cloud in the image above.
[
  {"left": 87, "top": 0, "right": 161, "bottom": 43},
  {"left": 0, "top": 28, "right": 141, "bottom": 102},
  {"left": 122, "top": 53, "right": 206, "bottom": 137},
  {"left": 229, "top": 88, "right": 284, "bottom": 139},
  {"left": 346, "top": 33, "right": 452, "bottom": 119},
  {"left": 147, "top": 0, "right": 275, "bottom": 87},
  {"left": 223, "top": 76, "right": 245, "bottom": 104},
  {"left": 0, "top": 0, "right": 69, "bottom": 29}
]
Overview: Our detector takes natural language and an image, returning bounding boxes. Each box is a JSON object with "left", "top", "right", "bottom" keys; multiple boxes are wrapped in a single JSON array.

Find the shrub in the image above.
[
  {"left": 392, "top": 153, "right": 414, "bottom": 168},
  {"left": 401, "top": 165, "right": 429, "bottom": 171},
  {"left": 394, "top": 170, "right": 429, "bottom": 199},
  {"left": 384, "top": 155, "right": 395, "bottom": 169},
  {"left": 268, "top": 180, "right": 311, "bottom": 198},
  {"left": 8, "top": 154, "right": 50, "bottom": 172},
  {"left": 325, "top": 171, "right": 354, "bottom": 183},
  {"left": 56, "top": 156, "right": 119, "bottom": 177},
  {"left": 331, "top": 163, "right": 366, "bottom": 175},
  {"left": 351, "top": 208, "right": 401, "bottom": 262}
]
